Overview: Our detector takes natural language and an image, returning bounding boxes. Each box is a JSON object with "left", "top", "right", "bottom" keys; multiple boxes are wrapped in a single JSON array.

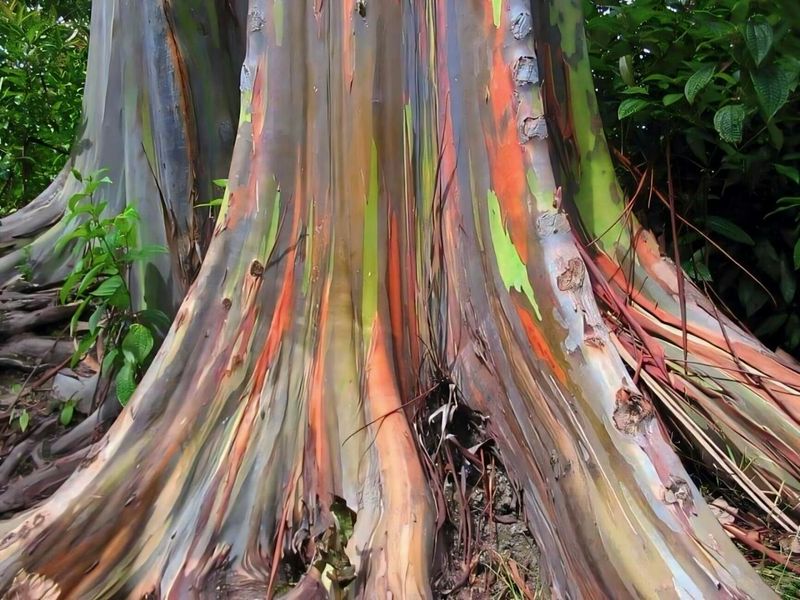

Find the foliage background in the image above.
[
  {"left": 585, "top": 0, "right": 800, "bottom": 353},
  {"left": 0, "top": 0, "right": 90, "bottom": 214}
]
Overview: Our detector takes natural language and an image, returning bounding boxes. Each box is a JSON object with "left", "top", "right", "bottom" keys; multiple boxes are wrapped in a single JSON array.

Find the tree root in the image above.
[
  {"left": 0, "top": 417, "right": 58, "bottom": 488},
  {"left": 0, "top": 337, "right": 72, "bottom": 371},
  {"left": 0, "top": 446, "right": 88, "bottom": 515}
]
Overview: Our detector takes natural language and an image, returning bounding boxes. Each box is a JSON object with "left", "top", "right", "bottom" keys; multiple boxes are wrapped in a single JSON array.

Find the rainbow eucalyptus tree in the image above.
[{"left": 0, "top": 0, "right": 798, "bottom": 597}]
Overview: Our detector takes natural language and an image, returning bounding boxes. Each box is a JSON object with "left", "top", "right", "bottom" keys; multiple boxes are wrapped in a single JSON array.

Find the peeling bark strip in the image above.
[{"left": 0, "top": 0, "right": 782, "bottom": 599}]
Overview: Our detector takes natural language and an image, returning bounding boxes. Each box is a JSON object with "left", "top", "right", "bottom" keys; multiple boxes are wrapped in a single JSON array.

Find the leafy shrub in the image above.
[
  {"left": 56, "top": 169, "right": 168, "bottom": 405},
  {"left": 586, "top": 0, "right": 800, "bottom": 351}
]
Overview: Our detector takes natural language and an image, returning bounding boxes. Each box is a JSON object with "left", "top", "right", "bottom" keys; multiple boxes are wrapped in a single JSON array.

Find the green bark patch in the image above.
[
  {"left": 361, "top": 140, "right": 379, "bottom": 342},
  {"left": 487, "top": 190, "right": 541, "bottom": 319},
  {"left": 492, "top": 0, "right": 502, "bottom": 28}
]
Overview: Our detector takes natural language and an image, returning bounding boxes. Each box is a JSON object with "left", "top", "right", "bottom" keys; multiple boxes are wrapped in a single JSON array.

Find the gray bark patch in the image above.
[
  {"left": 511, "top": 11, "right": 533, "bottom": 40},
  {"left": 513, "top": 56, "right": 538, "bottom": 87}
]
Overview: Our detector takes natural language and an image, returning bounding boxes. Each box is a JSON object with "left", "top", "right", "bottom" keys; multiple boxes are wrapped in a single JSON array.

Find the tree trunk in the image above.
[{"left": 0, "top": 1, "right": 795, "bottom": 598}]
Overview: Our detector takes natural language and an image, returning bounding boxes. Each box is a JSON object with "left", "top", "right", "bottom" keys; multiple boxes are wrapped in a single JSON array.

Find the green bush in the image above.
[
  {"left": 0, "top": 0, "right": 89, "bottom": 214},
  {"left": 586, "top": 0, "right": 800, "bottom": 351},
  {"left": 55, "top": 169, "right": 168, "bottom": 406}
]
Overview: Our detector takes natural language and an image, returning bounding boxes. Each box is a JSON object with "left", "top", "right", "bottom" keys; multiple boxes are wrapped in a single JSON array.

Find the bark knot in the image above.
[
  {"left": 250, "top": 260, "right": 264, "bottom": 277},
  {"left": 557, "top": 258, "right": 586, "bottom": 291},
  {"left": 664, "top": 477, "right": 694, "bottom": 512},
  {"left": 612, "top": 385, "right": 653, "bottom": 435},
  {"left": 222, "top": 297, "right": 232, "bottom": 311}
]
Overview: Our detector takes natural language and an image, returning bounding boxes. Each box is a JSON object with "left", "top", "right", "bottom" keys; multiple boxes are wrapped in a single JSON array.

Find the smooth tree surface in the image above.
[{"left": 0, "top": 1, "right": 797, "bottom": 598}]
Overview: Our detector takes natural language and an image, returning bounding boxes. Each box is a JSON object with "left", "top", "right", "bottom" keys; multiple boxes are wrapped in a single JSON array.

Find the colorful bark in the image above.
[{"left": 0, "top": 1, "right": 788, "bottom": 598}]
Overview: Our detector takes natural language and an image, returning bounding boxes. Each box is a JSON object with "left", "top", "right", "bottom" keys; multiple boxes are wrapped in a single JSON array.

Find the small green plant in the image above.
[
  {"left": 10, "top": 407, "right": 30, "bottom": 433},
  {"left": 6, "top": 384, "right": 29, "bottom": 433},
  {"left": 195, "top": 178, "right": 228, "bottom": 209},
  {"left": 59, "top": 398, "right": 76, "bottom": 426},
  {"left": 57, "top": 169, "right": 168, "bottom": 405}
]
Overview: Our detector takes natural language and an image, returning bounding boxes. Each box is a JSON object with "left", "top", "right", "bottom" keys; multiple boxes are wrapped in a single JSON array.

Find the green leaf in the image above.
[
  {"left": 71, "top": 330, "right": 98, "bottom": 367},
  {"left": 766, "top": 197, "right": 800, "bottom": 217},
  {"left": 767, "top": 121, "right": 784, "bottom": 150},
  {"left": 90, "top": 274, "right": 124, "bottom": 297},
  {"left": 706, "top": 216, "right": 754, "bottom": 245},
  {"left": 330, "top": 498, "right": 356, "bottom": 543},
  {"left": 122, "top": 323, "right": 154, "bottom": 364},
  {"left": 751, "top": 66, "right": 790, "bottom": 120},
  {"left": 745, "top": 17, "right": 773, "bottom": 66},
  {"left": 713, "top": 104, "right": 746, "bottom": 144},
  {"left": 775, "top": 164, "right": 800, "bottom": 184},
  {"left": 77, "top": 263, "right": 106, "bottom": 295},
  {"left": 195, "top": 199, "right": 223, "bottom": 209},
  {"left": 102, "top": 348, "right": 119, "bottom": 375},
  {"left": 137, "top": 309, "right": 171, "bottom": 332},
  {"left": 714, "top": 72, "right": 739, "bottom": 87},
  {"left": 18, "top": 409, "right": 29, "bottom": 433},
  {"left": 125, "top": 245, "right": 167, "bottom": 262},
  {"left": 212, "top": 178, "right": 228, "bottom": 188},
  {"left": 642, "top": 74, "right": 676, "bottom": 85},
  {"left": 60, "top": 400, "right": 74, "bottom": 426},
  {"left": 683, "top": 258, "right": 712, "bottom": 282},
  {"left": 684, "top": 64, "right": 715, "bottom": 104},
  {"left": 731, "top": 0, "right": 750, "bottom": 23},
  {"left": 662, "top": 93, "right": 684, "bottom": 107},
  {"left": 737, "top": 279, "right": 768, "bottom": 317},
  {"left": 67, "top": 192, "right": 88, "bottom": 212},
  {"left": 88, "top": 305, "right": 104, "bottom": 335},
  {"left": 617, "top": 98, "right": 649, "bottom": 120},
  {"left": 619, "top": 55, "right": 635, "bottom": 87},
  {"left": 781, "top": 257, "right": 796, "bottom": 303},
  {"left": 69, "top": 297, "right": 91, "bottom": 338},
  {"left": 116, "top": 362, "right": 136, "bottom": 406},
  {"left": 107, "top": 287, "right": 131, "bottom": 310},
  {"left": 54, "top": 224, "right": 89, "bottom": 253},
  {"left": 794, "top": 239, "right": 800, "bottom": 270},
  {"left": 60, "top": 269, "right": 82, "bottom": 304},
  {"left": 755, "top": 313, "right": 788, "bottom": 337}
]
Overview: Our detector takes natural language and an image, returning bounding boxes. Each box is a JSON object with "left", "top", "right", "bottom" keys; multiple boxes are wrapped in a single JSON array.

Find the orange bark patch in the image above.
[
  {"left": 307, "top": 274, "right": 333, "bottom": 497},
  {"left": 515, "top": 302, "right": 566, "bottom": 384},
  {"left": 251, "top": 63, "right": 266, "bottom": 139},
  {"left": 387, "top": 211, "right": 404, "bottom": 357},
  {"left": 486, "top": 38, "right": 528, "bottom": 262}
]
